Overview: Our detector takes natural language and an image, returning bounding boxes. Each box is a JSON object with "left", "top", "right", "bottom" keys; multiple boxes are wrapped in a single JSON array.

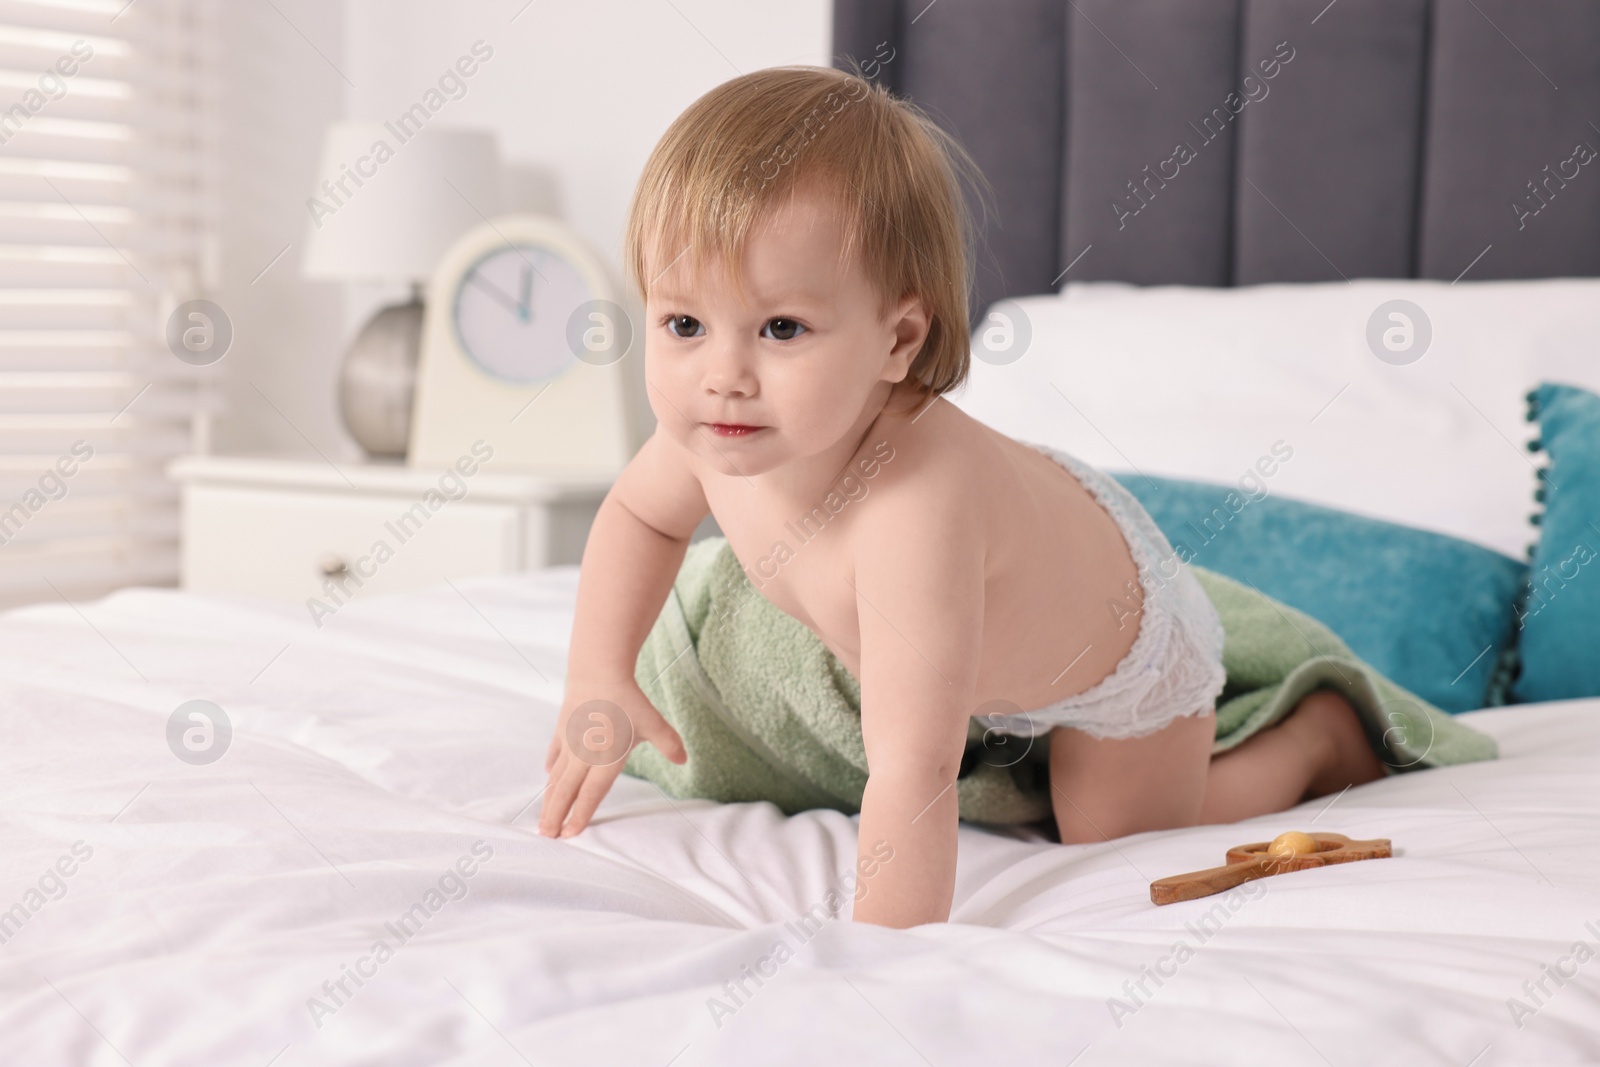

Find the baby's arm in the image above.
[
  {"left": 849, "top": 490, "right": 985, "bottom": 927},
  {"left": 539, "top": 430, "right": 709, "bottom": 838}
]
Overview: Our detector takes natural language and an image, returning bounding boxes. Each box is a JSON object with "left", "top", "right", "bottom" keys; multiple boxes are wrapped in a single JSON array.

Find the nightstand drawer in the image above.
[{"left": 181, "top": 484, "right": 524, "bottom": 603}]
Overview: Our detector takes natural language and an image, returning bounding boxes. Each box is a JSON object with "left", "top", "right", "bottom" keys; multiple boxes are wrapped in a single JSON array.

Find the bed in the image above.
[
  {"left": 5, "top": 0, "right": 1600, "bottom": 1063},
  {"left": 1, "top": 572, "right": 1597, "bottom": 1064}
]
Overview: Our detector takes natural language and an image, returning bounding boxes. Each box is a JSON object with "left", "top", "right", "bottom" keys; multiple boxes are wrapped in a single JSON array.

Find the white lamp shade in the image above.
[{"left": 301, "top": 123, "right": 502, "bottom": 283}]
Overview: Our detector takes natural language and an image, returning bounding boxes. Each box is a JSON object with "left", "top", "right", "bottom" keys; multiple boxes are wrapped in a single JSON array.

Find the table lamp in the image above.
[{"left": 302, "top": 123, "right": 501, "bottom": 458}]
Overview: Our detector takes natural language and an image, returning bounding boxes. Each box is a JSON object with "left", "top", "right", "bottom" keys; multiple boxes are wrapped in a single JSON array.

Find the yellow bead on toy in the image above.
[{"left": 1268, "top": 830, "right": 1318, "bottom": 857}]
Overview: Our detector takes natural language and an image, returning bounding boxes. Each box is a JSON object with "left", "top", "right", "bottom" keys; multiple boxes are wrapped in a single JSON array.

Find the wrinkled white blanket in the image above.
[{"left": 1, "top": 568, "right": 1596, "bottom": 1065}]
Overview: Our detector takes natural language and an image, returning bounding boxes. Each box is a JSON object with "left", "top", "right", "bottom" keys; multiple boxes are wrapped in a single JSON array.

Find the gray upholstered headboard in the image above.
[{"left": 832, "top": 0, "right": 1600, "bottom": 314}]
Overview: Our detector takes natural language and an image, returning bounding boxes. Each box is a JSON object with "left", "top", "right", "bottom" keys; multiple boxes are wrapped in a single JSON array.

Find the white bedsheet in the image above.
[{"left": 1, "top": 567, "right": 1597, "bottom": 1066}]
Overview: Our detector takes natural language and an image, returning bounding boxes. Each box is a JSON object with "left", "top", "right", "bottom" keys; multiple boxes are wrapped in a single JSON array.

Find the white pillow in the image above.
[{"left": 949, "top": 278, "right": 1600, "bottom": 560}]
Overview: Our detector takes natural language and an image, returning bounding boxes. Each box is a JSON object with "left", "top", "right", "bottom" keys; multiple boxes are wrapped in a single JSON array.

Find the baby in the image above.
[{"left": 539, "top": 65, "right": 1387, "bottom": 928}]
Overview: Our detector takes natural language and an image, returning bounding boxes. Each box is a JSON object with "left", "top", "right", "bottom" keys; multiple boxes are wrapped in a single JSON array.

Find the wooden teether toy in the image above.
[{"left": 1149, "top": 831, "right": 1391, "bottom": 906}]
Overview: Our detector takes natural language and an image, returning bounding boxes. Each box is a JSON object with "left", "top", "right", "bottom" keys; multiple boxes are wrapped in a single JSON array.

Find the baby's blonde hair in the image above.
[{"left": 624, "top": 64, "right": 990, "bottom": 399}]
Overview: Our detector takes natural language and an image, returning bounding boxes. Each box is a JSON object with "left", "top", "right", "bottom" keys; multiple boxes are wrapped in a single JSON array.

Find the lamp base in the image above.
[{"left": 338, "top": 292, "right": 424, "bottom": 458}]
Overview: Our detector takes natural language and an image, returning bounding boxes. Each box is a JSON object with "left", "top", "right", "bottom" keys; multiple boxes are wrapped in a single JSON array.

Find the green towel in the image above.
[{"left": 625, "top": 536, "right": 1499, "bottom": 825}]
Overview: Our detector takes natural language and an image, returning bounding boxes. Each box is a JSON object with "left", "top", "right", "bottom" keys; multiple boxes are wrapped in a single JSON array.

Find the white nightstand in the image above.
[{"left": 166, "top": 453, "right": 614, "bottom": 603}]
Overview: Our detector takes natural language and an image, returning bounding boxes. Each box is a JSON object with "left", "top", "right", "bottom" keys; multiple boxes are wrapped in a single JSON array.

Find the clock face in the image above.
[{"left": 453, "top": 244, "right": 592, "bottom": 383}]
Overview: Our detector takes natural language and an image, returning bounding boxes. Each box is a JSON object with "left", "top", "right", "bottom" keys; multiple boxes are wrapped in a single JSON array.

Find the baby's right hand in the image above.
[{"left": 539, "top": 676, "right": 686, "bottom": 839}]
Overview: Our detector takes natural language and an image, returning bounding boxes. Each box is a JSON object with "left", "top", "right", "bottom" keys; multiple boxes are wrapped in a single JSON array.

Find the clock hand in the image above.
[
  {"left": 468, "top": 270, "right": 524, "bottom": 318},
  {"left": 518, "top": 264, "right": 532, "bottom": 323}
]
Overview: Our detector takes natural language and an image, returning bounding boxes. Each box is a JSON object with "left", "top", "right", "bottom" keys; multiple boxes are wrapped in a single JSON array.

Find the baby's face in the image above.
[{"left": 642, "top": 183, "right": 924, "bottom": 479}]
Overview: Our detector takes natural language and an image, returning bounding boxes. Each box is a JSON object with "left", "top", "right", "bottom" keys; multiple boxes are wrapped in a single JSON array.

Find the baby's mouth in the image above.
[{"left": 705, "top": 423, "right": 766, "bottom": 438}]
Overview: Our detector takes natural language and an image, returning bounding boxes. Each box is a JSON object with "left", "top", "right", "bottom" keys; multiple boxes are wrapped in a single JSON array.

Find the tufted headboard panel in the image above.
[{"left": 832, "top": 0, "right": 1600, "bottom": 313}]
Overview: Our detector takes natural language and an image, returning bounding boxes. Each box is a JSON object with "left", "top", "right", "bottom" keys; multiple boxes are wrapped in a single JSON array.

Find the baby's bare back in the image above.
[{"left": 695, "top": 392, "right": 1145, "bottom": 718}]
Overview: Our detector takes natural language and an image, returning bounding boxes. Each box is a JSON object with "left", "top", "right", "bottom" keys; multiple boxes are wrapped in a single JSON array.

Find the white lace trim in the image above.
[{"left": 976, "top": 442, "right": 1226, "bottom": 742}]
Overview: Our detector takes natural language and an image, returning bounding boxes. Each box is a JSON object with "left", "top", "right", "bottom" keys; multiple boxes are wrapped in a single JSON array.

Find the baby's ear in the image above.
[
  {"left": 888, "top": 294, "right": 932, "bottom": 365},
  {"left": 890, "top": 291, "right": 928, "bottom": 324}
]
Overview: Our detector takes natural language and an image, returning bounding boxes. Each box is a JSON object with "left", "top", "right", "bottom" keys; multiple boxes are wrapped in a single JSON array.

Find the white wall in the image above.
[
  {"left": 213, "top": 0, "right": 351, "bottom": 458},
  {"left": 214, "top": 0, "right": 832, "bottom": 460}
]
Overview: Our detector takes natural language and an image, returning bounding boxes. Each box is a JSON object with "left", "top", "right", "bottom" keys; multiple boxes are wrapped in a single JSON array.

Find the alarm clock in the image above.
[{"left": 407, "top": 213, "right": 648, "bottom": 474}]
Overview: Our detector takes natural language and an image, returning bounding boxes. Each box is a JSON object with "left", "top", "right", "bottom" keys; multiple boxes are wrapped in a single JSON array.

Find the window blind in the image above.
[{"left": 0, "top": 0, "right": 217, "bottom": 608}]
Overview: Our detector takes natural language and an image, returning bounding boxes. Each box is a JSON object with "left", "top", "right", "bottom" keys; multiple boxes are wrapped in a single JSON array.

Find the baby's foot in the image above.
[{"left": 1284, "top": 689, "right": 1389, "bottom": 800}]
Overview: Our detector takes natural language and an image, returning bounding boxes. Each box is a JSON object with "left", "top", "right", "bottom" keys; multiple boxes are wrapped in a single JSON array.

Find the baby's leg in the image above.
[
  {"left": 1048, "top": 708, "right": 1214, "bottom": 845},
  {"left": 1048, "top": 689, "right": 1388, "bottom": 844},
  {"left": 1197, "top": 688, "right": 1388, "bottom": 825}
]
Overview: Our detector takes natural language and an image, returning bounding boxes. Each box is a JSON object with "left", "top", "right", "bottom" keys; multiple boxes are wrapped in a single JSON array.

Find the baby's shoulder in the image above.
[
  {"left": 871, "top": 395, "right": 1005, "bottom": 489},
  {"left": 845, "top": 410, "right": 996, "bottom": 552}
]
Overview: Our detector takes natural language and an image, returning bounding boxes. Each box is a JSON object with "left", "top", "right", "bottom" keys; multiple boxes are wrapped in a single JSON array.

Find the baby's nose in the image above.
[{"left": 701, "top": 346, "right": 759, "bottom": 395}]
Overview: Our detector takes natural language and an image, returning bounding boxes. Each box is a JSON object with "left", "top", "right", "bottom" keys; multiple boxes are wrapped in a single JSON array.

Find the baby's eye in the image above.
[
  {"left": 762, "top": 318, "right": 806, "bottom": 341},
  {"left": 665, "top": 314, "right": 703, "bottom": 339}
]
